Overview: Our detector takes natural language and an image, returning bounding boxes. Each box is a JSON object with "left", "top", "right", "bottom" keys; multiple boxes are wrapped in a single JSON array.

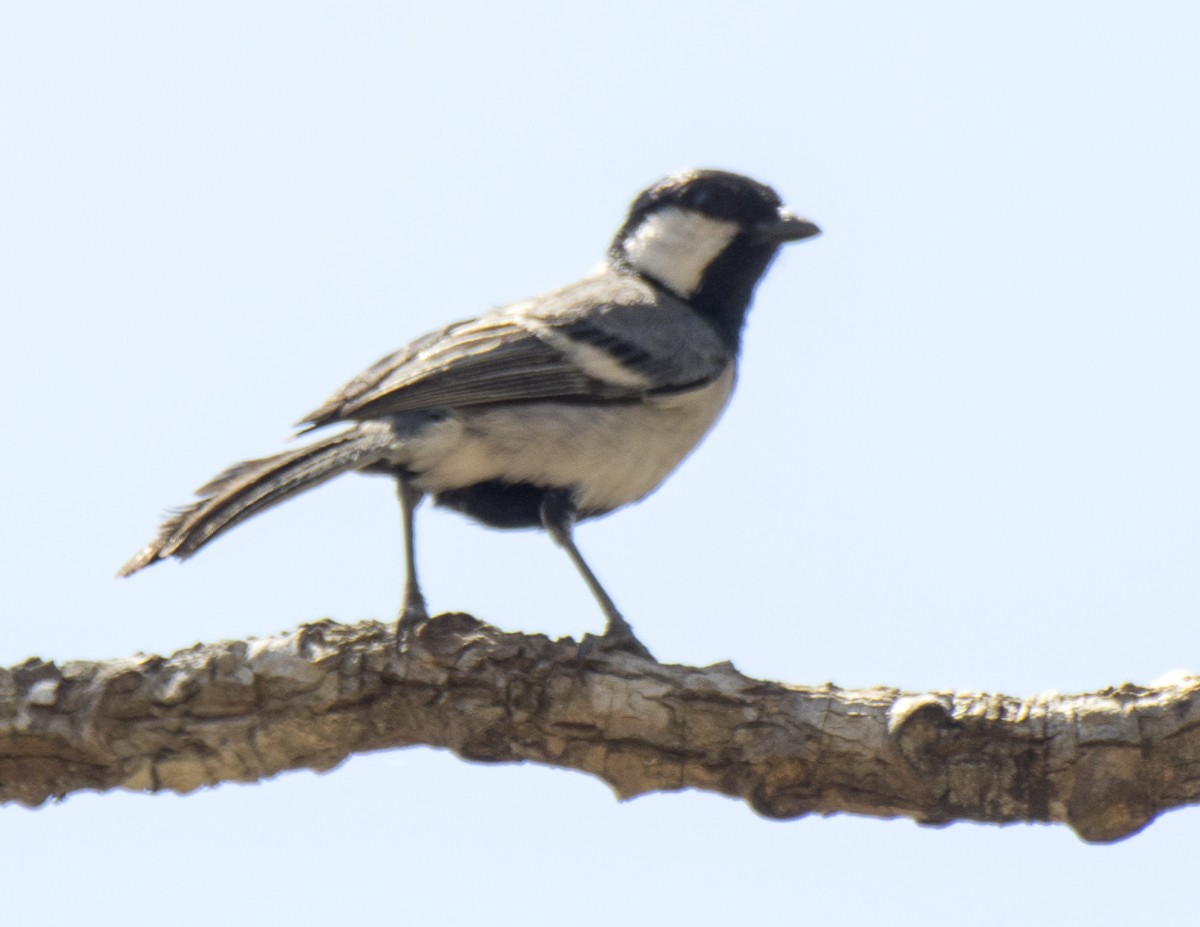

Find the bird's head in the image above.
[{"left": 609, "top": 169, "right": 820, "bottom": 344}]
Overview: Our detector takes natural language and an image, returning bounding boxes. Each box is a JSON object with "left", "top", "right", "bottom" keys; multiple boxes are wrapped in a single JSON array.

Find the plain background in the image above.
[{"left": 3, "top": 2, "right": 1199, "bottom": 922}]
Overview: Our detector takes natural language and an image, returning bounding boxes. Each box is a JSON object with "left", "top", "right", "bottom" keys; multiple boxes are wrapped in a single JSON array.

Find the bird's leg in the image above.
[
  {"left": 539, "top": 490, "right": 654, "bottom": 661},
  {"left": 396, "top": 475, "right": 429, "bottom": 640}
]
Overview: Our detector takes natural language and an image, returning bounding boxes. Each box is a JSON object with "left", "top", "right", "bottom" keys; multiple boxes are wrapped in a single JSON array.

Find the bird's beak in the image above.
[{"left": 753, "top": 208, "right": 821, "bottom": 244}]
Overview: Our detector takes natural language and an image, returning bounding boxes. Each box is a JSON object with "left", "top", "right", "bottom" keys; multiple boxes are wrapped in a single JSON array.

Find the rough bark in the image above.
[{"left": 1, "top": 613, "right": 1195, "bottom": 842}]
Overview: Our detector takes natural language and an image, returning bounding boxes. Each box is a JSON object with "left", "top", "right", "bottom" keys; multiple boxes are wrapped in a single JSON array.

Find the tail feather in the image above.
[{"left": 117, "top": 428, "right": 390, "bottom": 577}]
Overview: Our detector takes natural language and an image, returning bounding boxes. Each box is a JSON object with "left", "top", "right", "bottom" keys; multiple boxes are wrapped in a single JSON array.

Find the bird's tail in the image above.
[{"left": 117, "top": 427, "right": 390, "bottom": 577}]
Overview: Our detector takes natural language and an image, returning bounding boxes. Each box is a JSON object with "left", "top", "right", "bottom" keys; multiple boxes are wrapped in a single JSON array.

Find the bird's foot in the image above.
[
  {"left": 577, "top": 627, "right": 656, "bottom": 665},
  {"left": 395, "top": 596, "right": 430, "bottom": 650}
]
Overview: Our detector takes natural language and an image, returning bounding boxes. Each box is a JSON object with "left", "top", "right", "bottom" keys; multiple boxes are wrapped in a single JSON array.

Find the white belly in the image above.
[{"left": 402, "top": 365, "right": 736, "bottom": 513}]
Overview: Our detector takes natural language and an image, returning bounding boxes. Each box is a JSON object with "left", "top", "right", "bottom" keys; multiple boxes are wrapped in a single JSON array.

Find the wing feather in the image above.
[{"left": 298, "top": 274, "right": 729, "bottom": 430}]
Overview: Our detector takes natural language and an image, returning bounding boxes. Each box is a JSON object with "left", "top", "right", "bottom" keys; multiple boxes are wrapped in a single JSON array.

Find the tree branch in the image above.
[{"left": 1, "top": 613, "right": 1195, "bottom": 842}]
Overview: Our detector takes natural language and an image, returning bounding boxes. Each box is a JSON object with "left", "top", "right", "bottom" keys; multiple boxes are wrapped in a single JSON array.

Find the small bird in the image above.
[{"left": 119, "top": 169, "right": 820, "bottom": 659}]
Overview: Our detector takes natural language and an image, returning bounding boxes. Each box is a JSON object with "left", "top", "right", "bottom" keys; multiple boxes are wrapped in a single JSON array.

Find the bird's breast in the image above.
[{"left": 403, "top": 364, "right": 736, "bottom": 516}]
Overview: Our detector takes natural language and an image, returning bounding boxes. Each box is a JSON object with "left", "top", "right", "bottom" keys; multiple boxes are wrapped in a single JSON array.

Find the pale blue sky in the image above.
[{"left": 3, "top": 2, "right": 1199, "bottom": 923}]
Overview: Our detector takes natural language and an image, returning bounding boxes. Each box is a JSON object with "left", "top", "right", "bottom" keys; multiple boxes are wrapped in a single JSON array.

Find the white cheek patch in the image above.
[{"left": 621, "top": 207, "right": 740, "bottom": 298}]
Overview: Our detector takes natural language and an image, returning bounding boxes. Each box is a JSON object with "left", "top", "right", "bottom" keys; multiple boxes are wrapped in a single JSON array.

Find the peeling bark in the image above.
[{"left": 1, "top": 613, "right": 1196, "bottom": 842}]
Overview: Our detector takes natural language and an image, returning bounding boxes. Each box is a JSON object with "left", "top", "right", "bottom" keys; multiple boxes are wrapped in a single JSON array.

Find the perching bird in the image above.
[{"left": 119, "top": 169, "right": 820, "bottom": 659}]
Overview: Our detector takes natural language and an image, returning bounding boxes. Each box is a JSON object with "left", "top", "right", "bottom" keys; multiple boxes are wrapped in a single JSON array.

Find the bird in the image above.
[{"left": 118, "top": 169, "right": 821, "bottom": 660}]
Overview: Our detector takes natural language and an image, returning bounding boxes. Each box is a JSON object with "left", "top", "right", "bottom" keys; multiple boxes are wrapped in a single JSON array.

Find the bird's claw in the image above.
[
  {"left": 396, "top": 598, "right": 430, "bottom": 648},
  {"left": 577, "top": 628, "right": 656, "bottom": 665}
]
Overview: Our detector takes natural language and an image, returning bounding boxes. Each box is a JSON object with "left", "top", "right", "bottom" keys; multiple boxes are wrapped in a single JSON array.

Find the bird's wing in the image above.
[{"left": 298, "top": 275, "right": 730, "bottom": 430}]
